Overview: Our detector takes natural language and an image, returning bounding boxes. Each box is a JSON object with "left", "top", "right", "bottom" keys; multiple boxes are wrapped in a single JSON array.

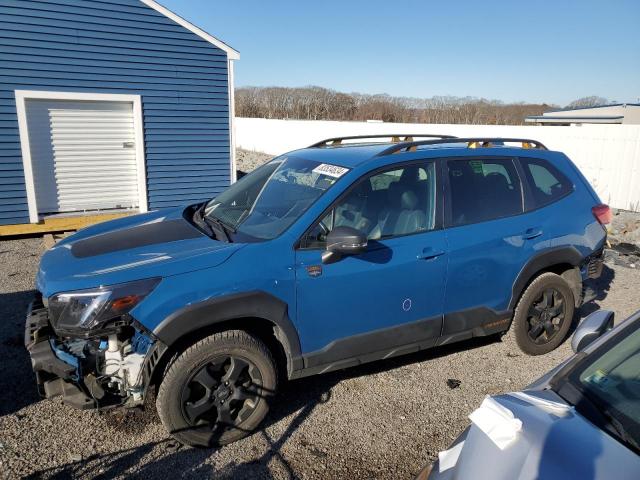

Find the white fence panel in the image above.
[{"left": 236, "top": 118, "right": 640, "bottom": 211}]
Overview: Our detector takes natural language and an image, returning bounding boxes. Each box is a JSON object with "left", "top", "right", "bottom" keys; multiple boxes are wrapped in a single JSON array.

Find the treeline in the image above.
[{"left": 235, "top": 86, "right": 554, "bottom": 125}]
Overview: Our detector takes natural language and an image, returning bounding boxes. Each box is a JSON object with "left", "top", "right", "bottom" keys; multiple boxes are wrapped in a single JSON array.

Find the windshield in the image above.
[
  {"left": 559, "top": 318, "right": 640, "bottom": 452},
  {"left": 204, "top": 156, "right": 348, "bottom": 241}
]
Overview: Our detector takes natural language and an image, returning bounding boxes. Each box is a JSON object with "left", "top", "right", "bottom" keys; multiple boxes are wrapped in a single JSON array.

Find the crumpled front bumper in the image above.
[{"left": 24, "top": 298, "right": 97, "bottom": 410}]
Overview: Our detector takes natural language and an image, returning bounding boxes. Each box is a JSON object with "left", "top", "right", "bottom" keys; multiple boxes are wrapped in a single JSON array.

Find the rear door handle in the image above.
[
  {"left": 418, "top": 247, "right": 445, "bottom": 260},
  {"left": 522, "top": 227, "right": 543, "bottom": 240}
]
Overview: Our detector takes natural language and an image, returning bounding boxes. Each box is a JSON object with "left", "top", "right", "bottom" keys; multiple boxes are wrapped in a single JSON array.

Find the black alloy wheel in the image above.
[
  {"left": 181, "top": 355, "right": 262, "bottom": 431},
  {"left": 526, "top": 287, "right": 567, "bottom": 345}
]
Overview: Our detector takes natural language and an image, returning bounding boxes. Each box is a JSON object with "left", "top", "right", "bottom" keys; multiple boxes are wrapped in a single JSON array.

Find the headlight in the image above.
[{"left": 48, "top": 278, "right": 160, "bottom": 336}]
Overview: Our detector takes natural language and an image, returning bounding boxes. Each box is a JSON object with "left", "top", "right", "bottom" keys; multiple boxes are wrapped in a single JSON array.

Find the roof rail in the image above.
[
  {"left": 309, "top": 134, "right": 457, "bottom": 148},
  {"left": 375, "top": 137, "right": 549, "bottom": 156}
]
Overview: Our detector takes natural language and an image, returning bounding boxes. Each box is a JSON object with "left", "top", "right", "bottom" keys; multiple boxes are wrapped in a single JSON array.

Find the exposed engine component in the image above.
[
  {"left": 50, "top": 327, "right": 154, "bottom": 407},
  {"left": 102, "top": 332, "right": 148, "bottom": 403}
]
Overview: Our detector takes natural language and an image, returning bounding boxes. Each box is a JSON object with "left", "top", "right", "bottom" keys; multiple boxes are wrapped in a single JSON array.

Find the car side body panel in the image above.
[
  {"left": 132, "top": 241, "right": 297, "bottom": 336},
  {"left": 442, "top": 214, "right": 549, "bottom": 334},
  {"left": 294, "top": 229, "right": 449, "bottom": 355},
  {"left": 131, "top": 148, "right": 605, "bottom": 382}
]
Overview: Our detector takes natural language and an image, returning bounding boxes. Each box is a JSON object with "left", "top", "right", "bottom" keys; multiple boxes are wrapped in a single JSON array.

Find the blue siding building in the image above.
[{"left": 0, "top": 0, "right": 239, "bottom": 226}]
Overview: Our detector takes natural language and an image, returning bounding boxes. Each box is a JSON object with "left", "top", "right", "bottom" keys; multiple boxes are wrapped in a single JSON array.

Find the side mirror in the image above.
[
  {"left": 571, "top": 310, "right": 615, "bottom": 353},
  {"left": 321, "top": 226, "right": 367, "bottom": 264}
]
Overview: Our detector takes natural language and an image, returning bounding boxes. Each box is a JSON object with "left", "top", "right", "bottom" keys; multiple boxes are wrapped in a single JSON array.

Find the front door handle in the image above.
[
  {"left": 418, "top": 247, "right": 445, "bottom": 260},
  {"left": 522, "top": 227, "right": 543, "bottom": 240}
]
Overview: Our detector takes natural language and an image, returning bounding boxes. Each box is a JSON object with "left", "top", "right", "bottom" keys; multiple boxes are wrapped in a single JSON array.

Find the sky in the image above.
[{"left": 161, "top": 0, "right": 640, "bottom": 106}]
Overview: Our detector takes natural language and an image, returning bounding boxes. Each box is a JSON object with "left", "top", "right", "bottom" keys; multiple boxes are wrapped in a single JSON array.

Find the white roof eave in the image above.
[
  {"left": 140, "top": 0, "right": 240, "bottom": 60},
  {"left": 525, "top": 117, "right": 623, "bottom": 124}
]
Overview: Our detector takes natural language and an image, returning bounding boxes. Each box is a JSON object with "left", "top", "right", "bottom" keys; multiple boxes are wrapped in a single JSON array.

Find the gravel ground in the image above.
[
  {"left": 236, "top": 148, "right": 273, "bottom": 176},
  {"left": 1, "top": 236, "right": 639, "bottom": 479}
]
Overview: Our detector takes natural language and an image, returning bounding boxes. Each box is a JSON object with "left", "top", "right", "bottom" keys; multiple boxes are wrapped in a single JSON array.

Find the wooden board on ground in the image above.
[
  {"left": 43, "top": 231, "right": 73, "bottom": 249},
  {"left": 0, "top": 212, "right": 134, "bottom": 237}
]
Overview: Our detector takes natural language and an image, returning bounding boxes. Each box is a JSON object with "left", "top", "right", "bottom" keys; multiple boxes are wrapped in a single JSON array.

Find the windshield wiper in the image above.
[
  {"left": 192, "top": 203, "right": 234, "bottom": 243},
  {"left": 558, "top": 381, "right": 640, "bottom": 453},
  {"left": 601, "top": 408, "right": 640, "bottom": 452},
  {"left": 198, "top": 204, "right": 236, "bottom": 243},
  {"left": 206, "top": 215, "right": 232, "bottom": 243},
  {"left": 192, "top": 203, "right": 215, "bottom": 238}
]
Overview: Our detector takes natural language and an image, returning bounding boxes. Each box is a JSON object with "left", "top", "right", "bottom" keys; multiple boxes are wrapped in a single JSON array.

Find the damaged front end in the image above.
[{"left": 24, "top": 279, "right": 166, "bottom": 410}]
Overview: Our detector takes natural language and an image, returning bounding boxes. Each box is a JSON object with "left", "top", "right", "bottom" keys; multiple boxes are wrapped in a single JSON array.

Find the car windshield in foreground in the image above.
[
  {"left": 557, "top": 318, "right": 640, "bottom": 453},
  {"left": 204, "top": 155, "right": 348, "bottom": 241}
]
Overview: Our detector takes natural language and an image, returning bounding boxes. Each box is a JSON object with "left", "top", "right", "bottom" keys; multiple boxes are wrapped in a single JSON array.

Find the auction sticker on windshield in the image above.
[{"left": 313, "top": 163, "right": 350, "bottom": 178}]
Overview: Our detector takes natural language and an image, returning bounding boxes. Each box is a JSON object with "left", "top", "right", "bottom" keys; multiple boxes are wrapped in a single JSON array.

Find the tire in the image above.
[
  {"left": 157, "top": 330, "right": 278, "bottom": 447},
  {"left": 512, "top": 272, "right": 575, "bottom": 356}
]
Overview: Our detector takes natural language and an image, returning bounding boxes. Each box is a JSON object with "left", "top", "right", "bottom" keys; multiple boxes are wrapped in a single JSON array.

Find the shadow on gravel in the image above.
[
  {"left": 577, "top": 264, "right": 615, "bottom": 321},
  {"left": 27, "top": 383, "right": 334, "bottom": 479},
  {"left": 58, "top": 381, "right": 333, "bottom": 478},
  {"left": 0, "top": 289, "right": 41, "bottom": 417}
]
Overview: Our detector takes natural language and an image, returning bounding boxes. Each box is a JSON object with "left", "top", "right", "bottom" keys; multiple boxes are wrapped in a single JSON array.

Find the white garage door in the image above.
[{"left": 25, "top": 99, "right": 141, "bottom": 215}]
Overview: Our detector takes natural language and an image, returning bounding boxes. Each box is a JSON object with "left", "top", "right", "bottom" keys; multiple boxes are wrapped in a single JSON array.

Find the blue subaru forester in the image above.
[{"left": 26, "top": 135, "right": 608, "bottom": 447}]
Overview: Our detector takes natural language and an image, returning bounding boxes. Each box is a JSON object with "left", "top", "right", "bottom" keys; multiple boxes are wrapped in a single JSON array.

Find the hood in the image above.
[
  {"left": 37, "top": 206, "right": 244, "bottom": 297},
  {"left": 434, "top": 390, "right": 640, "bottom": 479}
]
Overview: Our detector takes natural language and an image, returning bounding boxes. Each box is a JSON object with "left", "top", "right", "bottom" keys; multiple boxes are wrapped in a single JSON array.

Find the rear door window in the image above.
[
  {"left": 519, "top": 158, "right": 573, "bottom": 209},
  {"left": 446, "top": 158, "right": 523, "bottom": 227}
]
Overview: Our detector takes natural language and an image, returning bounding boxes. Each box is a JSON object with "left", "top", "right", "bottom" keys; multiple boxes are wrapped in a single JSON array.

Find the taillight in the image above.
[{"left": 592, "top": 204, "right": 612, "bottom": 225}]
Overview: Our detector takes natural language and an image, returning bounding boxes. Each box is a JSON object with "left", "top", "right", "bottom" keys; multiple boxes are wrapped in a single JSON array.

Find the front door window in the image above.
[{"left": 301, "top": 162, "right": 437, "bottom": 248}]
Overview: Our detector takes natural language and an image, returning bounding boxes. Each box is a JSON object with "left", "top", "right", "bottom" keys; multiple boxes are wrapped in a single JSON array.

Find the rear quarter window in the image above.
[
  {"left": 519, "top": 158, "right": 573, "bottom": 210},
  {"left": 446, "top": 157, "right": 523, "bottom": 227}
]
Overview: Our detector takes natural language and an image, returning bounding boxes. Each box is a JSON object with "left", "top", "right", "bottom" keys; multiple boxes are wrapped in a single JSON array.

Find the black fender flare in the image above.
[
  {"left": 509, "top": 246, "right": 584, "bottom": 310},
  {"left": 152, "top": 290, "right": 303, "bottom": 375}
]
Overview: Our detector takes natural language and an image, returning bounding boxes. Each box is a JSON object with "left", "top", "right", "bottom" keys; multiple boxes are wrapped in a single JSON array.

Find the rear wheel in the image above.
[
  {"left": 157, "top": 330, "right": 277, "bottom": 447},
  {"left": 512, "top": 272, "right": 575, "bottom": 355}
]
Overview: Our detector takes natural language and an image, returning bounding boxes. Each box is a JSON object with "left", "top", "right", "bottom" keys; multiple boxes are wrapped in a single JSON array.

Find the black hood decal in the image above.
[{"left": 71, "top": 219, "right": 204, "bottom": 258}]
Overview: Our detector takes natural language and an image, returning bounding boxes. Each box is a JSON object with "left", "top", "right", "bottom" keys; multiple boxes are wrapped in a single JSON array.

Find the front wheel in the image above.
[
  {"left": 157, "top": 330, "right": 278, "bottom": 447},
  {"left": 512, "top": 272, "right": 575, "bottom": 355}
]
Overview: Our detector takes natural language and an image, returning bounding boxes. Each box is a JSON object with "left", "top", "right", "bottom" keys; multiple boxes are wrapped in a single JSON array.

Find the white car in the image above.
[{"left": 419, "top": 309, "right": 640, "bottom": 480}]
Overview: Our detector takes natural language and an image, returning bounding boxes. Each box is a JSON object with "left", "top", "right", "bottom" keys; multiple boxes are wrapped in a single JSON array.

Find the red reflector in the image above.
[{"left": 592, "top": 204, "right": 612, "bottom": 225}]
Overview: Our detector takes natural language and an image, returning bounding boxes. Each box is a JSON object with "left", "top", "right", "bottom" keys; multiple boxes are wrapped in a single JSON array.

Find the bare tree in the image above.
[
  {"left": 565, "top": 96, "right": 610, "bottom": 109},
  {"left": 235, "top": 86, "right": 554, "bottom": 125}
]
